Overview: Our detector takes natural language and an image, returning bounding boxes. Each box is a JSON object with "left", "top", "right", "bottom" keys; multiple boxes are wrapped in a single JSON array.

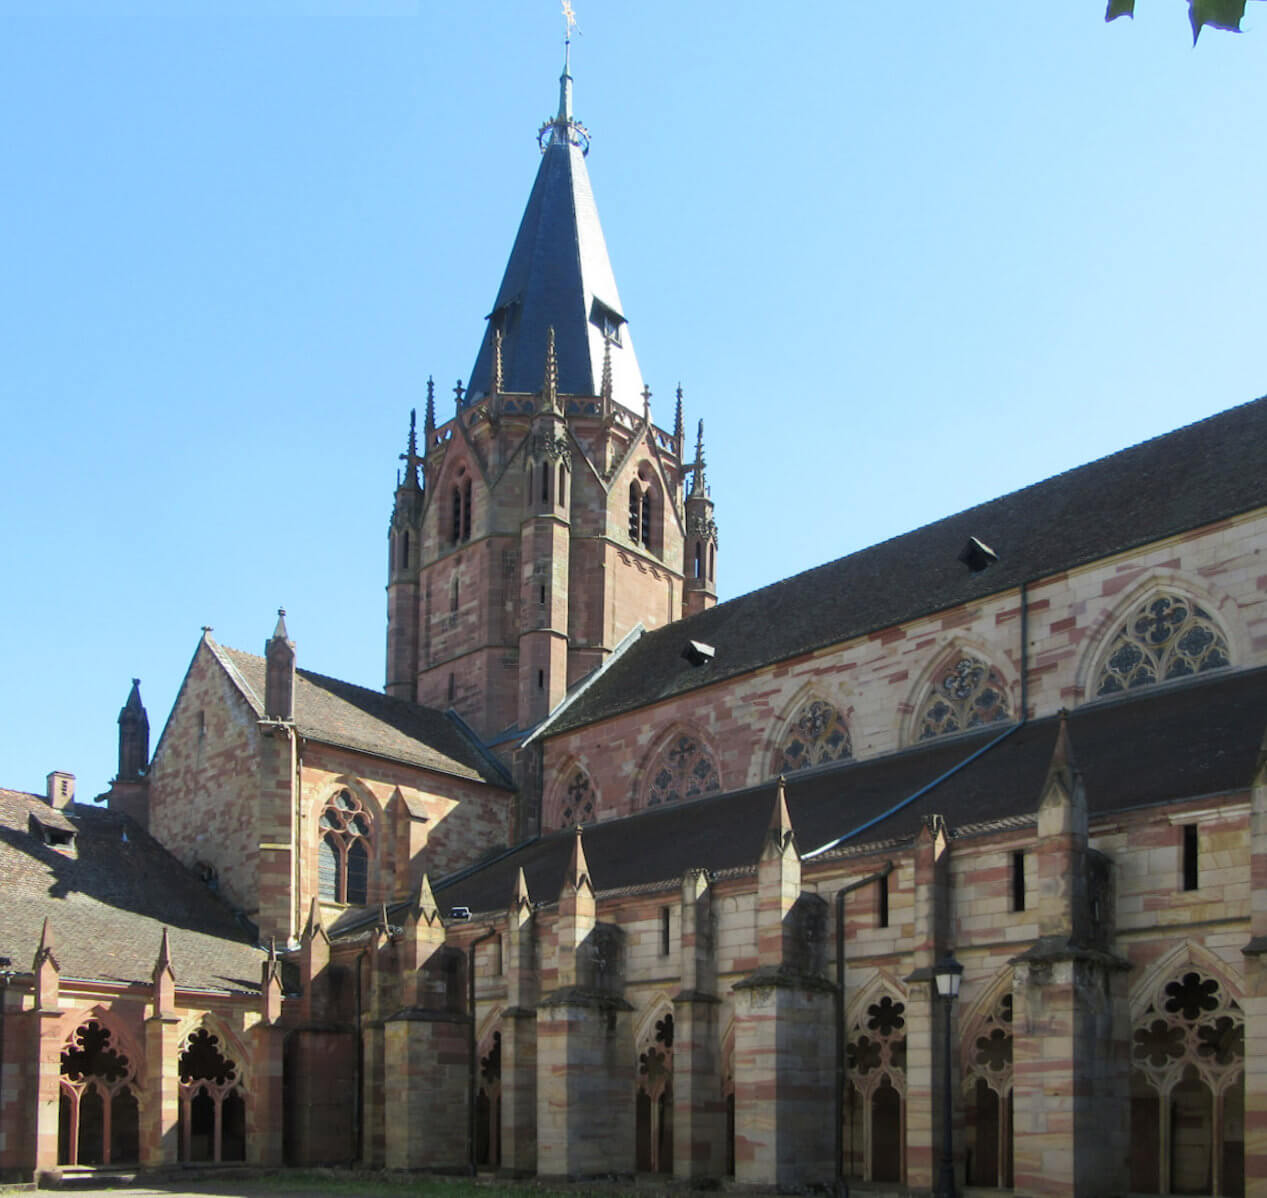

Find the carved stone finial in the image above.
[
  {"left": 690, "top": 419, "right": 709, "bottom": 498},
  {"left": 673, "top": 384, "right": 684, "bottom": 448},
  {"left": 424, "top": 376, "right": 436, "bottom": 436},
  {"left": 641, "top": 384, "right": 652, "bottom": 422},
  {"left": 454, "top": 379, "right": 465, "bottom": 409},
  {"left": 398, "top": 408, "right": 422, "bottom": 490}
]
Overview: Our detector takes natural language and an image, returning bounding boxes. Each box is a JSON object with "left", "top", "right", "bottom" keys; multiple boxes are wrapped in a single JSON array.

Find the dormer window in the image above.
[
  {"left": 590, "top": 299, "right": 624, "bottom": 347},
  {"left": 29, "top": 812, "right": 77, "bottom": 855}
]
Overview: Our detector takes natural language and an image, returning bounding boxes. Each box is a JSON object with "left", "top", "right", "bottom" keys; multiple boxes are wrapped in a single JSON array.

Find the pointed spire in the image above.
[
  {"left": 690, "top": 419, "right": 709, "bottom": 497},
  {"left": 673, "top": 385, "right": 684, "bottom": 449},
  {"left": 511, "top": 866, "right": 532, "bottom": 914},
  {"left": 424, "top": 375, "right": 436, "bottom": 439},
  {"left": 265, "top": 608, "right": 295, "bottom": 721},
  {"left": 562, "top": 825, "right": 592, "bottom": 897},
  {"left": 155, "top": 926, "right": 174, "bottom": 974},
  {"left": 34, "top": 916, "right": 56, "bottom": 970},
  {"left": 261, "top": 936, "right": 283, "bottom": 1023},
  {"left": 765, "top": 776, "right": 796, "bottom": 857},
  {"left": 302, "top": 896, "right": 325, "bottom": 943},
  {"left": 491, "top": 327, "right": 504, "bottom": 396},
  {"left": 1041, "top": 709, "right": 1078, "bottom": 803},
  {"left": 543, "top": 326, "right": 559, "bottom": 412},
  {"left": 117, "top": 678, "right": 150, "bottom": 782},
  {"left": 153, "top": 927, "right": 176, "bottom": 1015},
  {"left": 557, "top": 20, "right": 574, "bottom": 125},
  {"left": 413, "top": 872, "right": 441, "bottom": 926},
  {"left": 34, "top": 917, "right": 59, "bottom": 1009},
  {"left": 399, "top": 408, "right": 421, "bottom": 491}
]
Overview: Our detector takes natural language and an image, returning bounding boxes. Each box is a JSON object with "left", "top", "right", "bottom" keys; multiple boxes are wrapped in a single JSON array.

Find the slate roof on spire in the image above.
[{"left": 466, "top": 53, "right": 644, "bottom": 407}]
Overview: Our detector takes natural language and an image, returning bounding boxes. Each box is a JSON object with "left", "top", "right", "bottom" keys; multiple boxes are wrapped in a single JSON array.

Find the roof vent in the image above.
[
  {"left": 682, "top": 640, "right": 715, "bottom": 667},
  {"left": 958, "top": 536, "right": 998, "bottom": 573}
]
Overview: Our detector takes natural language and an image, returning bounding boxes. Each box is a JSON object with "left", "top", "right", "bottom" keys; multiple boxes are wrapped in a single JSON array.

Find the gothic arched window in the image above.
[
  {"left": 916, "top": 655, "right": 1011, "bottom": 741},
  {"left": 845, "top": 991, "right": 907, "bottom": 1184},
  {"left": 178, "top": 1028, "right": 246, "bottom": 1163},
  {"left": 645, "top": 734, "right": 720, "bottom": 808},
  {"left": 775, "top": 698, "right": 853, "bottom": 774},
  {"left": 476, "top": 1028, "right": 502, "bottom": 1168},
  {"left": 451, "top": 469, "right": 472, "bottom": 544},
  {"left": 1095, "top": 593, "right": 1230, "bottom": 697},
  {"left": 558, "top": 768, "right": 595, "bottom": 828},
  {"left": 636, "top": 1011, "right": 674, "bottom": 1174},
  {"left": 1130, "top": 966, "right": 1244, "bottom": 1195},
  {"left": 963, "top": 991, "right": 1014, "bottom": 1188},
  {"left": 318, "top": 789, "right": 371, "bottom": 905},
  {"left": 58, "top": 1020, "right": 139, "bottom": 1167}
]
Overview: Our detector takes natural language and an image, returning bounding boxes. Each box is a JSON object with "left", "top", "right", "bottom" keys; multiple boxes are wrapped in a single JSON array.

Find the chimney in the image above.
[{"left": 46, "top": 771, "right": 75, "bottom": 810}]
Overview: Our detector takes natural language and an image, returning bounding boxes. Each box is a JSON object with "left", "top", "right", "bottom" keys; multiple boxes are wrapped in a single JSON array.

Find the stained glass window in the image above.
[
  {"left": 1095, "top": 593, "right": 1230, "bottom": 697},
  {"left": 916, "top": 655, "right": 1011, "bottom": 741},
  {"left": 646, "top": 735, "right": 720, "bottom": 807},
  {"left": 776, "top": 698, "right": 852, "bottom": 774},
  {"left": 318, "top": 788, "right": 372, "bottom": 905}
]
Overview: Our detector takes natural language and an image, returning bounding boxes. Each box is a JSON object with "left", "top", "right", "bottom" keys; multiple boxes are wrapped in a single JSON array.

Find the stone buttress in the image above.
[
  {"left": 500, "top": 867, "right": 539, "bottom": 1175},
  {"left": 536, "top": 828, "right": 635, "bottom": 1177},
  {"left": 732, "top": 780, "right": 834, "bottom": 1187},
  {"left": 384, "top": 876, "right": 469, "bottom": 1170},
  {"left": 1009, "top": 715, "right": 1129, "bottom": 1198}
]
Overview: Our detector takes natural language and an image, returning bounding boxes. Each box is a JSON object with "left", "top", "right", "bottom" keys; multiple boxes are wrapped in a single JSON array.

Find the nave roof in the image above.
[
  {"left": 548, "top": 393, "right": 1267, "bottom": 736},
  {"left": 438, "top": 665, "right": 1267, "bottom": 916}
]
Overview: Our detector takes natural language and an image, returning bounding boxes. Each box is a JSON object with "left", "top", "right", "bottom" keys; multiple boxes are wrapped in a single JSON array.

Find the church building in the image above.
[{"left": 3, "top": 43, "right": 1266, "bottom": 1198}]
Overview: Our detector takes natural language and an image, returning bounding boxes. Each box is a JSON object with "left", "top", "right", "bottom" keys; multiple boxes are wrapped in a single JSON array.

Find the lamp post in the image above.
[{"left": 933, "top": 954, "right": 963, "bottom": 1198}]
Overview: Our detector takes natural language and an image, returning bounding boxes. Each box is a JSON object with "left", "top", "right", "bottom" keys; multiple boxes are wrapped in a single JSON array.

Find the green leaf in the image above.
[
  {"left": 1189, "top": 0, "right": 1247, "bottom": 41},
  {"left": 1105, "top": 0, "right": 1135, "bottom": 20}
]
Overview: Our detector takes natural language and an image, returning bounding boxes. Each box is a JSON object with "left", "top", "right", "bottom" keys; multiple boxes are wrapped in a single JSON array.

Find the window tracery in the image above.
[
  {"left": 916, "top": 655, "right": 1011, "bottom": 741},
  {"left": 636, "top": 1010, "right": 674, "bottom": 1173},
  {"left": 1130, "top": 966, "right": 1244, "bottom": 1195},
  {"left": 775, "top": 698, "right": 853, "bottom": 774},
  {"left": 178, "top": 1027, "right": 246, "bottom": 1163},
  {"left": 558, "top": 767, "right": 595, "bottom": 828},
  {"left": 318, "top": 789, "right": 371, "bottom": 906},
  {"left": 962, "top": 990, "right": 1014, "bottom": 1188},
  {"left": 845, "top": 991, "right": 907, "bottom": 1184},
  {"left": 1096, "top": 593, "right": 1230, "bottom": 697},
  {"left": 645, "top": 735, "right": 720, "bottom": 808},
  {"left": 58, "top": 1019, "right": 139, "bottom": 1167}
]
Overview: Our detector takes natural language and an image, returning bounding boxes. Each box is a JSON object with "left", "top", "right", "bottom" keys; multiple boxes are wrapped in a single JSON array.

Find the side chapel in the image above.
[{"left": 4, "top": 42, "right": 1267, "bottom": 1198}]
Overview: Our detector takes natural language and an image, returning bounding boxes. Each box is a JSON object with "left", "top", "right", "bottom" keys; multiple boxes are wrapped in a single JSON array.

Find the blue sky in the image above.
[{"left": 2, "top": 2, "right": 1263, "bottom": 798}]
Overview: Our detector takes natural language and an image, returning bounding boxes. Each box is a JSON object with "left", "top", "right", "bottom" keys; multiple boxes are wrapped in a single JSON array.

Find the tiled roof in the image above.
[
  {"left": 0, "top": 790, "right": 262, "bottom": 993},
  {"left": 438, "top": 666, "right": 1267, "bottom": 915},
  {"left": 210, "top": 642, "right": 512, "bottom": 788},
  {"left": 550, "top": 394, "right": 1267, "bottom": 735},
  {"left": 464, "top": 78, "right": 644, "bottom": 407}
]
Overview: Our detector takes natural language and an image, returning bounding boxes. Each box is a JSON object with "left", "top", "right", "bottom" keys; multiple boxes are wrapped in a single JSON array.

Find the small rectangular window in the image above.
[
  {"left": 1182, "top": 824, "right": 1199, "bottom": 891},
  {"left": 1012, "top": 851, "right": 1026, "bottom": 912},
  {"left": 877, "top": 873, "right": 889, "bottom": 929},
  {"left": 660, "top": 906, "right": 671, "bottom": 956}
]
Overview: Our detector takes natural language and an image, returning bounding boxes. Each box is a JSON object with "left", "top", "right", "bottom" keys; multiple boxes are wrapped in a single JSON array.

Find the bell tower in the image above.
[{"left": 383, "top": 40, "right": 719, "bottom": 741}]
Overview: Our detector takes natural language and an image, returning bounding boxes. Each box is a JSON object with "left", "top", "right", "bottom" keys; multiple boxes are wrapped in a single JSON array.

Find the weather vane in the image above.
[{"left": 562, "top": 1, "right": 577, "bottom": 40}]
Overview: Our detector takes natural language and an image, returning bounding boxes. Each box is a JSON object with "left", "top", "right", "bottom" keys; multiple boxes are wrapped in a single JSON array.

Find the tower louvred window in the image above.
[{"left": 318, "top": 788, "right": 371, "bottom": 905}]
